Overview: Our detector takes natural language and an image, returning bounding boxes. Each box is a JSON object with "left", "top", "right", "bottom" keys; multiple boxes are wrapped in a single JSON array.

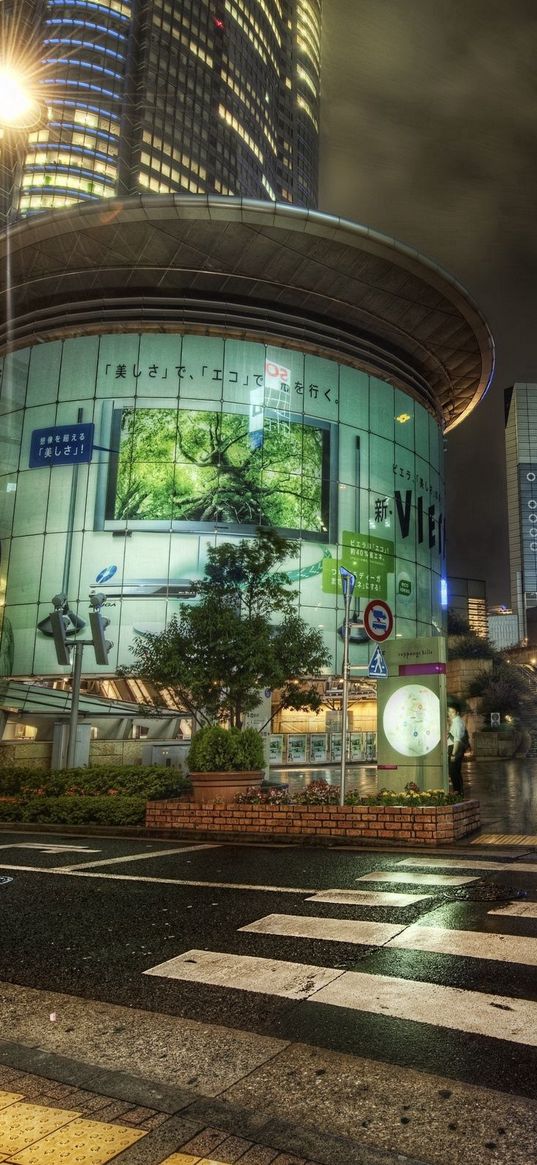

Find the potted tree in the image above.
[
  {"left": 186, "top": 725, "right": 265, "bottom": 803},
  {"left": 127, "top": 529, "right": 330, "bottom": 802}
]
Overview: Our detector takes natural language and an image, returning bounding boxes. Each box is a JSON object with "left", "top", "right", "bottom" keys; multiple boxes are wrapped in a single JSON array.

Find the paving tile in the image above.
[
  {"left": 7, "top": 1115, "right": 146, "bottom": 1164},
  {"left": 88, "top": 1101, "right": 132, "bottom": 1122},
  {"left": 0, "top": 1102, "right": 80, "bottom": 1155},
  {"left": 204, "top": 1136, "right": 254, "bottom": 1162},
  {"left": 142, "top": 1112, "right": 171, "bottom": 1130},
  {"left": 179, "top": 1130, "right": 229, "bottom": 1157},
  {"left": 234, "top": 1150, "right": 278, "bottom": 1165},
  {"left": 0, "top": 1094, "right": 24, "bottom": 1110},
  {"left": 115, "top": 1105, "right": 159, "bottom": 1126}
]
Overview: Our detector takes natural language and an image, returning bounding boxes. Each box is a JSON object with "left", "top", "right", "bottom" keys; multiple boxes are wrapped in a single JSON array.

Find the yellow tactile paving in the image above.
[
  {"left": 473, "top": 833, "right": 537, "bottom": 845},
  {"left": 0, "top": 1102, "right": 80, "bottom": 1155},
  {"left": 0, "top": 1094, "right": 24, "bottom": 1110},
  {"left": 158, "top": 1156, "right": 202, "bottom": 1165},
  {"left": 7, "top": 1115, "right": 146, "bottom": 1165},
  {"left": 157, "top": 1158, "right": 235, "bottom": 1165}
]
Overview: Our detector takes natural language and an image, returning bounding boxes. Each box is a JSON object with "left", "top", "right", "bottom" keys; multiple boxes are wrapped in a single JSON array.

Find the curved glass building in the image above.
[{"left": 0, "top": 198, "right": 494, "bottom": 681}]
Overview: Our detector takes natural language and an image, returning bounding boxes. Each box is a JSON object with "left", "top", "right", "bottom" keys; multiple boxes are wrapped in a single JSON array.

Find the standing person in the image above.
[{"left": 447, "top": 701, "right": 466, "bottom": 797}]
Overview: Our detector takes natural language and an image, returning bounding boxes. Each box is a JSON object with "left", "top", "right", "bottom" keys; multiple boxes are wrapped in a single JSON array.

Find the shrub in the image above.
[
  {"left": 187, "top": 726, "right": 264, "bottom": 772},
  {"left": 344, "top": 788, "right": 460, "bottom": 806},
  {"left": 17, "top": 795, "right": 147, "bottom": 825},
  {"left": 0, "top": 766, "right": 190, "bottom": 800},
  {"left": 294, "top": 779, "right": 340, "bottom": 805},
  {"left": 235, "top": 785, "right": 291, "bottom": 805},
  {"left": 234, "top": 779, "right": 462, "bottom": 808}
]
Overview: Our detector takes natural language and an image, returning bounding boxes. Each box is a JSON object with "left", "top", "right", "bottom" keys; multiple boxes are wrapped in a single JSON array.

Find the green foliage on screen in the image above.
[{"left": 113, "top": 408, "right": 325, "bottom": 531}]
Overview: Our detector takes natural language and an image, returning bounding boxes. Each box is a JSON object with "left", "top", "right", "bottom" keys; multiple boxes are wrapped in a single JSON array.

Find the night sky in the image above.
[{"left": 319, "top": 0, "right": 537, "bottom": 605}]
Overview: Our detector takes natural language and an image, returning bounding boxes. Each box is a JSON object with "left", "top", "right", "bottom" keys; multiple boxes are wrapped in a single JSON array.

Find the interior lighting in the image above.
[{"left": 395, "top": 413, "right": 411, "bottom": 423}]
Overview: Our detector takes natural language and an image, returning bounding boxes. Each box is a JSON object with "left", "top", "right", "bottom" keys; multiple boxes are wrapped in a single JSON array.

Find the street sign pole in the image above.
[
  {"left": 66, "top": 640, "right": 84, "bottom": 769},
  {"left": 339, "top": 567, "right": 356, "bottom": 807}
]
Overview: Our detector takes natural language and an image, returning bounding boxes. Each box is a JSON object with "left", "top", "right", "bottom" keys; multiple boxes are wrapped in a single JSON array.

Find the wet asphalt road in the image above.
[{"left": 1, "top": 831, "right": 537, "bottom": 1101}]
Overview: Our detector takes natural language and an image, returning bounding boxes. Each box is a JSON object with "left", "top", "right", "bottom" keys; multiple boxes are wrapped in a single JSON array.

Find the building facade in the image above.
[
  {"left": 6, "top": 0, "right": 321, "bottom": 216},
  {"left": 505, "top": 383, "right": 537, "bottom": 644},
  {"left": 0, "top": 198, "right": 494, "bottom": 685}
]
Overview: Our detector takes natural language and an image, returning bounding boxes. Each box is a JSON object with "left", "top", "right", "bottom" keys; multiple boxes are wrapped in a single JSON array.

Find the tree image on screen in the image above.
[{"left": 112, "top": 408, "right": 326, "bottom": 532}]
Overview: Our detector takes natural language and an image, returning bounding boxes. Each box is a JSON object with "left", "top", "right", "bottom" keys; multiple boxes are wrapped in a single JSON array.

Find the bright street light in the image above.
[{"left": 0, "top": 66, "right": 41, "bottom": 130}]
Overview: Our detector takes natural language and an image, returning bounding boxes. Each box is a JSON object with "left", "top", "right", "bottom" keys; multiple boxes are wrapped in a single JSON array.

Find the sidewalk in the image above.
[{"left": 0, "top": 981, "right": 535, "bottom": 1165}]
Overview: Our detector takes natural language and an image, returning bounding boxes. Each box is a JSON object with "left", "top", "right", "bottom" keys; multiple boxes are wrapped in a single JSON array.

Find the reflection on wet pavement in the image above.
[{"left": 270, "top": 760, "right": 537, "bottom": 836}]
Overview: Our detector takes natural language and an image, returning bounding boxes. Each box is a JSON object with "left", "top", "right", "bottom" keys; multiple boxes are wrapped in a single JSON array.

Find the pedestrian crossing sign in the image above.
[{"left": 368, "top": 644, "right": 388, "bottom": 678}]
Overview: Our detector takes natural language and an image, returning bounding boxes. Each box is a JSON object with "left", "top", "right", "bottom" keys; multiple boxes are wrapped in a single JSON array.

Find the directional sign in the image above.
[
  {"left": 368, "top": 644, "right": 388, "bottom": 678},
  {"left": 363, "top": 598, "right": 394, "bottom": 642}
]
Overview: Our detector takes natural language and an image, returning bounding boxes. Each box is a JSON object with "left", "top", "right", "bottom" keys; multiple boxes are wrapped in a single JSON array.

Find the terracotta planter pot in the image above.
[{"left": 190, "top": 770, "right": 263, "bottom": 804}]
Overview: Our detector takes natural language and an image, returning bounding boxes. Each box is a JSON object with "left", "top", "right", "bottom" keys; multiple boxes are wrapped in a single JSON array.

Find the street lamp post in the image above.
[{"left": 339, "top": 567, "right": 356, "bottom": 806}]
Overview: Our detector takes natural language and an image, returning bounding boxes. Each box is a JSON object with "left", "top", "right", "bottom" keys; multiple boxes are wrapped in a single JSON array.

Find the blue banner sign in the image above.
[{"left": 29, "top": 424, "right": 94, "bottom": 468}]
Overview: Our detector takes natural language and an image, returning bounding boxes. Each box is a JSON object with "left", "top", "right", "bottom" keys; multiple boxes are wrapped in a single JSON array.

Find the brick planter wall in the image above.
[{"left": 145, "top": 798, "right": 481, "bottom": 845}]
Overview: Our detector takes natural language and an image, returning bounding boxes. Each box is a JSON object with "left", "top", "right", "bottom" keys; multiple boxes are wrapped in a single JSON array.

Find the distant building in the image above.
[
  {"left": 505, "top": 383, "right": 537, "bottom": 643},
  {"left": 487, "top": 607, "right": 520, "bottom": 651},
  {"left": 447, "top": 576, "right": 488, "bottom": 638}
]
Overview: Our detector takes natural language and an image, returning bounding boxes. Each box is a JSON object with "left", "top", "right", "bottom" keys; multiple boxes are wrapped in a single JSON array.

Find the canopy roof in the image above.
[{"left": 0, "top": 196, "right": 494, "bottom": 429}]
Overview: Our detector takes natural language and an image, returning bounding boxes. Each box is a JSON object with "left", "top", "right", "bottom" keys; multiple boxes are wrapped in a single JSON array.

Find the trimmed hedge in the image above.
[
  {"left": 0, "top": 795, "right": 146, "bottom": 825},
  {"left": 0, "top": 765, "right": 191, "bottom": 800}
]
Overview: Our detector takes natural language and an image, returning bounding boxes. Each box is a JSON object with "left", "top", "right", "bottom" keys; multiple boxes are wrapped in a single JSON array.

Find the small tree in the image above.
[
  {"left": 466, "top": 663, "right": 535, "bottom": 725},
  {"left": 127, "top": 529, "right": 330, "bottom": 727}
]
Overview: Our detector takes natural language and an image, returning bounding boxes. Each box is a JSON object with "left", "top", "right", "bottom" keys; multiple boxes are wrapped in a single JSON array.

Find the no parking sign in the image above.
[{"left": 363, "top": 598, "right": 393, "bottom": 642}]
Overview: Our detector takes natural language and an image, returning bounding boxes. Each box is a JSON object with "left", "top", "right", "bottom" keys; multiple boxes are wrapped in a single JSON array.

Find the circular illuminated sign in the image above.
[
  {"left": 363, "top": 599, "right": 393, "bottom": 642},
  {"left": 382, "top": 684, "right": 441, "bottom": 757}
]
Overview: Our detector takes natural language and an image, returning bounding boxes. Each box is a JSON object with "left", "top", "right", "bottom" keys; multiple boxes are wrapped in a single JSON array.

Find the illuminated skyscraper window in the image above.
[{"left": 4, "top": 0, "right": 321, "bottom": 215}]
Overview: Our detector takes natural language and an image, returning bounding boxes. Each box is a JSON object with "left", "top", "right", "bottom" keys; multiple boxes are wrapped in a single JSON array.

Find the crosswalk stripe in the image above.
[
  {"left": 489, "top": 903, "right": 537, "bottom": 919},
  {"left": 396, "top": 857, "right": 537, "bottom": 875},
  {"left": 306, "top": 889, "right": 430, "bottom": 907},
  {"left": 310, "top": 970, "right": 537, "bottom": 1046},
  {"left": 387, "top": 924, "right": 537, "bottom": 965},
  {"left": 396, "top": 857, "right": 515, "bottom": 872},
  {"left": 143, "top": 949, "right": 342, "bottom": 998},
  {"left": 239, "top": 914, "right": 405, "bottom": 945},
  {"left": 355, "top": 870, "right": 478, "bottom": 886},
  {"left": 143, "top": 949, "right": 537, "bottom": 1046}
]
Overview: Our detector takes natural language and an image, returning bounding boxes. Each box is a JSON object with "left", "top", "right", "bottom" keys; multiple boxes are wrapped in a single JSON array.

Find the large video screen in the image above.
[{"left": 105, "top": 407, "right": 332, "bottom": 538}]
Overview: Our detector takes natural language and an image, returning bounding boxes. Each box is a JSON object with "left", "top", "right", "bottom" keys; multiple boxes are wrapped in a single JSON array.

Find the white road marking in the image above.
[
  {"left": 0, "top": 843, "right": 100, "bottom": 854},
  {"left": 0, "top": 863, "right": 314, "bottom": 894},
  {"left": 396, "top": 857, "right": 514, "bottom": 872},
  {"left": 306, "top": 889, "right": 430, "bottom": 907},
  {"left": 489, "top": 903, "right": 537, "bottom": 919},
  {"left": 396, "top": 857, "right": 537, "bottom": 875},
  {"left": 240, "top": 913, "right": 405, "bottom": 945},
  {"left": 61, "top": 843, "right": 219, "bottom": 870},
  {"left": 311, "top": 970, "right": 537, "bottom": 1046},
  {"left": 356, "top": 871, "right": 478, "bottom": 886},
  {"left": 387, "top": 924, "right": 537, "bottom": 966},
  {"left": 143, "top": 949, "right": 342, "bottom": 998}
]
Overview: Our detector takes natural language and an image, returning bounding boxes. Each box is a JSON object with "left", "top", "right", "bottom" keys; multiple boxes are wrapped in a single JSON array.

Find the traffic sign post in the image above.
[
  {"left": 363, "top": 598, "right": 394, "bottom": 642},
  {"left": 339, "top": 567, "right": 356, "bottom": 806},
  {"left": 368, "top": 644, "right": 388, "bottom": 678}
]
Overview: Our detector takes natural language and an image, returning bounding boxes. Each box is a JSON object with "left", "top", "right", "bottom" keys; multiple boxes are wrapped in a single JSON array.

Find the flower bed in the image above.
[{"left": 145, "top": 796, "right": 481, "bottom": 845}]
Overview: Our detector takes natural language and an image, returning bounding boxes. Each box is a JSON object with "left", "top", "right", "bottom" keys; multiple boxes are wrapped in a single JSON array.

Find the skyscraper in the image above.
[
  {"left": 505, "top": 382, "right": 537, "bottom": 643},
  {"left": 4, "top": 0, "right": 321, "bottom": 217}
]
